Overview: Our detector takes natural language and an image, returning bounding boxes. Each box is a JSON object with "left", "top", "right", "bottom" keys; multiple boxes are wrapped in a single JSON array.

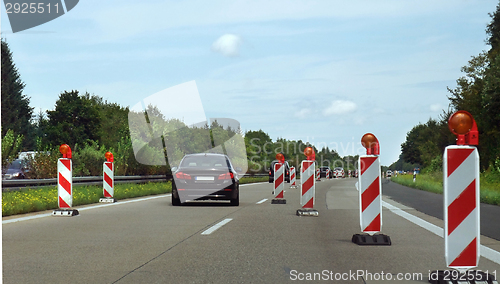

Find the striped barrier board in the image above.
[
  {"left": 358, "top": 155, "right": 382, "bottom": 234},
  {"left": 57, "top": 158, "right": 72, "bottom": 208},
  {"left": 272, "top": 163, "right": 285, "bottom": 204},
  {"left": 100, "top": 161, "right": 116, "bottom": 203},
  {"left": 290, "top": 166, "right": 296, "bottom": 187},
  {"left": 300, "top": 161, "right": 315, "bottom": 208},
  {"left": 444, "top": 145, "right": 480, "bottom": 271},
  {"left": 297, "top": 160, "right": 317, "bottom": 216},
  {"left": 53, "top": 158, "right": 79, "bottom": 216}
]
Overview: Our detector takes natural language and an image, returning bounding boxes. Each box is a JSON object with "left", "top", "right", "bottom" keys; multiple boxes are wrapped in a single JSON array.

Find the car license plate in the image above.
[{"left": 195, "top": 176, "right": 214, "bottom": 181}]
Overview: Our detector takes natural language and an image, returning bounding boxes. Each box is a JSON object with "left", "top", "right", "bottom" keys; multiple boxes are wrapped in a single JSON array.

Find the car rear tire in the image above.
[
  {"left": 230, "top": 192, "right": 239, "bottom": 206},
  {"left": 172, "top": 190, "right": 181, "bottom": 206}
]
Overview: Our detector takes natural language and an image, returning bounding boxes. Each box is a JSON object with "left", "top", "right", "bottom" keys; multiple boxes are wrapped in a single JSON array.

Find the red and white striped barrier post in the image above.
[
  {"left": 325, "top": 168, "right": 330, "bottom": 180},
  {"left": 100, "top": 152, "right": 116, "bottom": 203},
  {"left": 429, "top": 110, "right": 490, "bottom": 282},
  {"left": 352, "top": 133, "right": 390, "bottom": 245},
  {"left": 290, "top": 166, "right": 297, "bottom": 188},
  {"left": 316, "top": 168, "right": 321, "bottom": 181},
  {"left": 272, "top": 153, "right": 286, "bottom": 204},
  {"left": 53, "top": 144, "right": 79, "bottom": 217},
  {"left": 297, "top": 147, "right": 318, "bottom": 216}
]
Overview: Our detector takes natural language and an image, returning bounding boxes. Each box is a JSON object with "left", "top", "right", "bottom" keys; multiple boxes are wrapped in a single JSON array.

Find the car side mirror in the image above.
[{"left": 171, "top": 167, "right": 178, "bottom": 172}]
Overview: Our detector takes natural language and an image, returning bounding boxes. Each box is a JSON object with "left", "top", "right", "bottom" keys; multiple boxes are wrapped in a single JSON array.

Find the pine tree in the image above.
[{"left": 1, "top": 39, "right": 34, "bottom": 147}]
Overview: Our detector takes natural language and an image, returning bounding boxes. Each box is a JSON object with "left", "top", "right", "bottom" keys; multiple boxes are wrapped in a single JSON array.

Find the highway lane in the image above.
[
  {"left": 382, "top": 178, "right": 500, "bottom": 241},
  {"left": 3, "top": 179, "right": 500, "bottom": 283}
]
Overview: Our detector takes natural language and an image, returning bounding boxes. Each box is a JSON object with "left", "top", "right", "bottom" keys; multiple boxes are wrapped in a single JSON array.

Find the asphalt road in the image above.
[
  {"left": 382, "top": 179, "right": 500, "bottom": 241},
  {"left": 3, "top": 178, "right": 500, "bottom": 283}
]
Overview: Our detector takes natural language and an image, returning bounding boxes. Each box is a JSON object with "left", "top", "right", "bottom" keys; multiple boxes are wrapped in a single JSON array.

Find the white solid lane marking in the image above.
[
  {"left": 382, "top": 200, "right": 500, "bottom": 265},
  {"left": 201, "top": 218, "right": 233, "bottom": 235},
  {"left": 256, "top": 199, "right": 268, "bottom": 204}
]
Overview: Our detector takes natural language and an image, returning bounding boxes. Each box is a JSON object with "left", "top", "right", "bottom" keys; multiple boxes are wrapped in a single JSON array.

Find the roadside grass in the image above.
[
  {"left": 391, "top": 172, "right": 500, "bottom": 206},
  {"left": 2, "top": 176, "right": 268, "bottom": 217}
]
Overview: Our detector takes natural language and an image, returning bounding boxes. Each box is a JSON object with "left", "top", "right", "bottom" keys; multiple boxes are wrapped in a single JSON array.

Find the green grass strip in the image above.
[
  {"left": 391, "top": 173, "right": 500, "bottom": 206},
  {"left": 2, "top": 176, "right": 268, "bottom": 217}
]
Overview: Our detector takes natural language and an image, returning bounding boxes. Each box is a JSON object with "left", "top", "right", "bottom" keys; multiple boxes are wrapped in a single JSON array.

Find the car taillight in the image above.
[
  {"left": 269, "top": 170, "right": 271, "bottom": 175},
  {"left": 175, "top": 172, "right": 191, "bottom": 180},
  {"left": 218, "top": 172, "right": 234, "bottom": 180}
]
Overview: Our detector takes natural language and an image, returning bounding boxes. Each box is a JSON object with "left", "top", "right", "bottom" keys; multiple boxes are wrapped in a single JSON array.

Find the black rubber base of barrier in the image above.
[
  {"left": 99, "top": 198, "right": 117, "bottom": 203},
  {"left": 296, "top": 208, "right": 319, "bottom": 216},
  {"left": 351, "top": 233, "right": 391, "bottom": 246},
  {"left": 428, "top": 270, "right": 497, "bottom": 284},
  {"left": 52, "top": 209, "right": 79, "bottom": 217},
  {"left": 271, "top": 199, "right": 286, "bottom": 204}
]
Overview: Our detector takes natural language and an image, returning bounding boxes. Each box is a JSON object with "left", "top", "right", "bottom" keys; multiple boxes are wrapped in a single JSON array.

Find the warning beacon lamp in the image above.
[
  {"left": 304, "top": 146, "right": 315, "bottom": 161},
  {"left": 59, "top": 144, "right": 72, "bottom": 159},
  {"left": 105, "top": 151, "right": 114, "bottom": 163},
  {"left": 448, "top": 110, "right": 478, "bottom": 146},
  {"left": 276, "top": 153, "right": 285, "bottom": 164},
  {"left": 361, "top": 133, "right": 380, "bottom": 155}
]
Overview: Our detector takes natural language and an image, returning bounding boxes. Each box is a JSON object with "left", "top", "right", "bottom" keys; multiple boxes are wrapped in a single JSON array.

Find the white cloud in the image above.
[
  {"left": 295, "top": 108, "right": 312, "bottom": 119},
  {"left": 211, "top": 34, "right": 242, "bottom": 57},
  {"left": 323, "top": 100, "right": 357, "bottom": 116},
  {"left": 430, "top": 103, "right": 442, "bottom": 112}
]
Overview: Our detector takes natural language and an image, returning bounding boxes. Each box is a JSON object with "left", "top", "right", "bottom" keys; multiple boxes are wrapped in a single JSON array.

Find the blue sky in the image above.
[{"left": 1, "top": 0, "right": 497, "bottom": 166}]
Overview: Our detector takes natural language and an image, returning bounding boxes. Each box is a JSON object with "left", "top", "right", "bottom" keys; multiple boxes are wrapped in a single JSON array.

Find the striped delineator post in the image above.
[
  {"left": 444, "top": 145, "right": 480, "bottom": 271},
  {"left": 325, "top": 168, "right": 330, "bottom": 180},
  {"left": 358, "top": 155, "right": 382, "bottom": 234},
  {"left": 300, "top": 161, "right": 315, "bottom": 208},
  {"left": 290, "top": 166, "right": 297, "bottom": 188},
  {"left": 316, "top": 168, "right": 320, "bottom": 181},
  {"left": 271, "top": 162, "right": 286, "bottom": 204},
  {"left": 53, "top": 144, "right": 79, "bottom": 217},
  {"left": 103, "top": 162, "right": 114, "bottom": 197},
  {"left": 352, "top": 133, "right": 390, "bottom": 245},
  {"left": 297, "top": 160, "right": 318, "bottom": 216},
  {"left": 57, "top": 158, "right": 73, "bottom": 208},
  {"left": 99, "top": 160, "right": 116, "bottom": 203}
]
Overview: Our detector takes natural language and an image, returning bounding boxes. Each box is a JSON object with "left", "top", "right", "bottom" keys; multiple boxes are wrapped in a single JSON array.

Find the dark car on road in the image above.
[
  {"left": 2, "top": 159, "right": 28, "bottom": 180},
  {"left": 268, "top": 160, "right": 290, "bottom": 183},
  {"left": 319, "top": 166, "right": 332, "bottom": 178},
  {"left": 171, "top": 153, "right": 240, "bottom": 206}
]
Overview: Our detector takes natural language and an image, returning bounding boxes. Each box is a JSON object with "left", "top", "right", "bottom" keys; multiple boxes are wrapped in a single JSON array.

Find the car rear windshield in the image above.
[{"left": 180, "top": 156, "right": 230, "bottom": 168}]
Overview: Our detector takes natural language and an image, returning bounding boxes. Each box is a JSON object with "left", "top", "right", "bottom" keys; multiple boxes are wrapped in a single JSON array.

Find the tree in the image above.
[
  {"left": 44, "top": 90, "right": 101, "bottom": 148},
  {"left": 486, "top": 2, "right": 500, "bottom": 55},
  {"left": 1, "top": 39, "right": 34, "bottom": 148},
  {"left": 1, "top": 129, "right": 23, "bottom": 173}
]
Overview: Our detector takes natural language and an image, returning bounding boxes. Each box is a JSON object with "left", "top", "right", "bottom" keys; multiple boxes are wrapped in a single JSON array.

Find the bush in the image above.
[{"left": 72, "top": 141, "right": 108, "bottom": 176}]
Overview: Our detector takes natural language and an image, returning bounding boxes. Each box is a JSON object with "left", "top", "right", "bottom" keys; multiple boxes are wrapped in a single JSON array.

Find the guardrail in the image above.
[
  {"left": 2, "top": 173, "right": 269, "bottom": 191},
  {"left": 2, "top": 175, "right": 171, "bottom": 192}
]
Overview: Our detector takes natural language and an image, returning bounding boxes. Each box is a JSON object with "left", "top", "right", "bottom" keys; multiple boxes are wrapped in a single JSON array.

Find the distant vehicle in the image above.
[
  {"left": 268, "top": 160, "right": 290, "bottom": 183},
  {"left": 333, "top": 167, "right": 345, "bottom": 178},
  {"left": 2, "top": 159, "right": 28, "bottom": 180},
  {"left": 171, "top": 153, "right": 240, "bottom": 206},
  {"left": 386, "top": 170, "right": 393, "bottom": 177},
  {"left": 319, "top": 166, "right": 332, "bottom": 178}
]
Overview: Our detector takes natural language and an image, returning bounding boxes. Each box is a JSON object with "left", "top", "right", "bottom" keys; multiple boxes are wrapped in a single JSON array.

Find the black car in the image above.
[
  {"left": 319, "top": 166, "right": 332, "bottom": 178},
  {"left": 171, "top": 153, "right": 240, "bottom": 206},
  {"left": 2, "top": 159, "right": 28, "bottom": 180},
  {"left": 268, "top": 160, "right": 290, "bottom": 183}
]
